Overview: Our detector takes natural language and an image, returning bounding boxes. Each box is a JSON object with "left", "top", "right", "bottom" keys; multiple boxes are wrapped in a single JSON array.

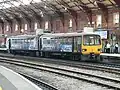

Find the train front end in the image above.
[{"left": 81, "top": 34, "right": 102, "bottom": 61}]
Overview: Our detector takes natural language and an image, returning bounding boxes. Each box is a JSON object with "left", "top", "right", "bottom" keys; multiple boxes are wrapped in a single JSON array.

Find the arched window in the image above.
[
  {"left": 45, "top": 21, "right": 48, "bottom": 30},
  {"left": 25, "top": 24, "right": 27, "bottom": 30},
  {"left": 113, "top": 12, "right": 119, "bottom": 24},
  {"left": 6, "top": 25, "right": 9, "bottom": 31},
  {"left": 15, "top": 24, "right": 18, "bottom": 31},
  {"left": 34, "top": 23, "right": 37, "bottom": 30},
  {"left": 96, "top": 15, "right": 102, "bottom": 27}
]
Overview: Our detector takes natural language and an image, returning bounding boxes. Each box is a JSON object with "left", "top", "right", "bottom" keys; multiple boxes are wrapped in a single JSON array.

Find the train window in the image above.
[
  {"left": 28, "top": 39, "right": 30, "bottom": 42},
  {"left": 74, "top": 36, "right": 82, "bottom": 52},
  {"left": 51, "top": 39, "right": 56, "bottom": 45},
  {"left": 24, "top": 39, "right": 27, "bottom": 43},
  {"left": 61, "top": 37, "right": 72, "bottom": 45},
  {"left": 77, "top": 37, "right": 82, "bottom": 44},
  {"left": 47, "top": 40, "right": 50, "bottom": 44},
  {"left": 83, "top": 35, "right": 101, "bottom": 45},
  {"left": 43, "top": 39, "right": 51, "bottom": 44}
]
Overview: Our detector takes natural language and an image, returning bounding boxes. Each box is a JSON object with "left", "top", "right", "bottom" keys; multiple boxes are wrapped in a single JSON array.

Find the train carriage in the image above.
[
  {"left": 7, "top": 34, "right": 39, "bottom": 56},
  {"left": 40, "top": 32, "right": 102, "bottom": 61},
  {"left": 0, "top": 34, "right": 8, "bottom": 53}
]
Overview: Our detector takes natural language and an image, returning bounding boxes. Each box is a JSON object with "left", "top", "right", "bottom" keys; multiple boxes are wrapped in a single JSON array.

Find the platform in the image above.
[
  {"left": 0, "top": 87, "right": 2, "bottom": 90},
  {"left": 100, "top": 53, "right": 120, "bottom": 57},
  {"left": 0, "top": 65, "right": 42, "bottom": 90}
]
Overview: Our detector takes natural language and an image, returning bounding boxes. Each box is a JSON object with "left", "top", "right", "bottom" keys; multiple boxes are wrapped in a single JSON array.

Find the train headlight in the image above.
[
  {"left": 98, "top": 48, "right": 102, "bottom": 52},
  {"left": 82, "top": 49, "right": 87, "bottom": 52}
]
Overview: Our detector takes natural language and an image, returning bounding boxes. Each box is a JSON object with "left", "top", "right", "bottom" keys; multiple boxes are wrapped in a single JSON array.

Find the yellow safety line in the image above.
[{"left": 0, "top": 87, "right": 2, "bottom": 90}]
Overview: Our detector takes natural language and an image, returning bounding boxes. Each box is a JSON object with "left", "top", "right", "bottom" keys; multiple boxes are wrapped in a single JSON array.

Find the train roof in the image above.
[
  {"left": 40, "top": 32, "right": 100, "bottom": 38},
  {"left": 8, "top": 34, "right": 37, "bottom": 39}
]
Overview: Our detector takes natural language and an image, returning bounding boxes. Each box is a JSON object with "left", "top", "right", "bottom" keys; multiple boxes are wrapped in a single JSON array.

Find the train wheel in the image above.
[
  {"left": 100, "top": 56, "right": 103, "bottom": 62},
  {"left": 70, "top": 55, "right": 75, "bottom": 60},
  {"left": 41, "top": 52, "right": 45, "bottom": 57},
  {"left": 96, "top": 56, "right": 103, "bottom": 62},
  {"left": 36, "top": 51, "right": 39, "bottom": 57},
  {"left": 71, "top": 55, "right": 79, "bottom": 61},
  {"left": 79, "top": 55, "right": 85, "bottom": 61}
]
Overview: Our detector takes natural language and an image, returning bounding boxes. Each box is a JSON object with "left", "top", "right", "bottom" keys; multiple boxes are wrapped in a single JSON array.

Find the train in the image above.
[
  {"left": 0, "top": 34, "right": 8, "bottom": 52},
  {"left": 4, "top": 32, "right": 102, "bottom": 61}
]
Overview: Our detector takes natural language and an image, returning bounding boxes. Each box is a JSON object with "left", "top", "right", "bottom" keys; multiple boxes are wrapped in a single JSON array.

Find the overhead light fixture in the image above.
[
  {"left": 94, "top": 1, "right": 97, "bottom": 6},
  {"left": 21, "top": 29, "right": 24, "bottom": 33},
  {"left": 40, "top": 11, "right": 44, "bottom": 17},
  {"left": 19, "top": 14, "right": 22, "bottom": 18},
  {"left": 41, "top": 14, "right": 44, "bottom": 17},
  {"left": 65, "top": 7, "right": 67, "bottom": 10},
  {"left": 1, "top": 17, "right": 4, "bottom": 20},
  {"left": 45, "top": 6, "right": 47, "bottom": 8},
  {"left": 40, "top": 11, "right": 43, "bottom": 15}
]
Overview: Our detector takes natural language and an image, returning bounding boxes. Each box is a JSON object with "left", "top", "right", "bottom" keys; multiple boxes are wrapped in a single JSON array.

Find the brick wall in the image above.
[{"left": 0, "top": 10, "right": 117, "bottom": 35}]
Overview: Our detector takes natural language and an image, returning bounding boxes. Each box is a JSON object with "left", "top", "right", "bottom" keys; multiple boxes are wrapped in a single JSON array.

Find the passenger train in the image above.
[
  {"left": 5, "top": 32, "right": 102, "bottom": 61},
  {"left": 0, "top": 34, "right": 8, "bottom": 52}
]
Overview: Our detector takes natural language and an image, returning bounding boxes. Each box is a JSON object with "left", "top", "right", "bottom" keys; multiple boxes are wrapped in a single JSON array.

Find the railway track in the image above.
[
  {"left": 19, "top": 72, "right": 58, "bottom": 90},
  {"left": 0, "top": 57, "right": 120, "bottom": 89},
  {"left": 1, "top": 54, "right": 120, "bottom": 75}
]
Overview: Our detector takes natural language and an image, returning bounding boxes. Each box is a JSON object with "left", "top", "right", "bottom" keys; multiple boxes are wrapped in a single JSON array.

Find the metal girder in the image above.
[
  {"left": 4, "top": 9, "right": 23, "bottom": 31},
  {"left": 7, "top": 1, "right": 32, "bottom": 27},
  {"left": 113, "top": 0, "right": 120, "bottom": 7},
  {"left": 28, "top": 3, "right": 43, "bottom": 28},
  {"left": 8, "top": 0, "right": 41, "bottom": 29},
  {"left": 82, "top": 6, "right": 92, "bottom": 26},
  {"left": 42, "top": 1, "right": 64, "bottom": 17},
  {"left": 50, "top": 4, "right": 65, "bottom": 27},
  {"left": 0, "top": 19, "right": 4, "bottom": 23},
  {"left": 18, "top": 0, "right": 43, "bottom": 28},
  {"left": 2, "top": 1, "right": 22, "bottom": 24},
  {"left": 30, "top": 3, "right": 51, "bottom": 16},
  {"left": 0, "top": 0, "right": 16, "bottom": 4},
  {"left": 50, "top": 16, "right": 53, "bottom": 31},
  {"left": 0, "top": 12, "right": 13, "bottom": 33},
  {"left": 1, "top": 22, "right": 4, "bottom": 34},
  {"left": 0, "top": 10, "right": 12, "bottom": 23},
  {"left": 43, "top": 1, "right": 65, "bottom": 27},
  {"left": 96, "top": 1, "right": 108, "bottom": 27},
  {"left": 3, "top": 9, "right": 22, "bottom": 24},
  {"left": 108, "top": 0, "right": 117, "bottom": 7},
  {"left": 58, "top": 0, "right": 78, "bottom": 28},
  {"left": 72, "top": 0, "right": 92, "bottom": 26}
]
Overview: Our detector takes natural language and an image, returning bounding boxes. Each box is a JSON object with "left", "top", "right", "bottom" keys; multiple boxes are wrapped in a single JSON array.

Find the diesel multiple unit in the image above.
[{"left": 6, "top": 32, "right": 102, "bottom": 61}]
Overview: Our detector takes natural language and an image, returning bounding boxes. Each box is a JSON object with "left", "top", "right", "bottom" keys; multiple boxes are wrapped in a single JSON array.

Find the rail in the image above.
[{"left": 0, "top": 57, "right": 120, "bottom": 89}]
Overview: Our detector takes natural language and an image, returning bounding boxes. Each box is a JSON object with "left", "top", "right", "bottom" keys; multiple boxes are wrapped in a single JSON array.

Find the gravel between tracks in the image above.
[
  {"left": 11, "top": 58, "right": 120, "bottom": 81},
  {"left": 0, "top": 62, "right": 113, "bottom": 90}
]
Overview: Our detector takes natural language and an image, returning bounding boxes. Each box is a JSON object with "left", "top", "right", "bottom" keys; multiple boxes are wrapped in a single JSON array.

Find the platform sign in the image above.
[
  {"left": 94, "top": 31, "right": 108, "bottom": 39},
  {"left": 83, "top": 27, "right": 94, "bottom": 33}
]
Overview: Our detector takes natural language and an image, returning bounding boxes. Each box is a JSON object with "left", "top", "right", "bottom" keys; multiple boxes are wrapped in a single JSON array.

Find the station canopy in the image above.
[{"left": 0, "top": 0, "right": 119, "bottom": 22}]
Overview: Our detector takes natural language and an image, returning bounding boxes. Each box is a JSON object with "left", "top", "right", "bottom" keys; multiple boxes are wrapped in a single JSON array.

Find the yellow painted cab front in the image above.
[{"left": 81, "top": 34, "right": 102, "bottom": 60}]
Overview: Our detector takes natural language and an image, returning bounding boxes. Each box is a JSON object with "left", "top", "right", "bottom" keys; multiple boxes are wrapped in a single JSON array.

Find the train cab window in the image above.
[
  {"left": 83, "top": 35, "right": 101, "bottom": 45},
  {"left": 95, "top": 36, "right": 101, "bottom": 45}
]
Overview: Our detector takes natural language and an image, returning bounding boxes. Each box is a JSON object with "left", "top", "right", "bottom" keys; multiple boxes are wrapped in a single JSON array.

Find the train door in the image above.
[
  {"left": 74, "top": 36, "right": 82, "bottom": 53},
  {"left": 6, "top": 38, "right": 11, "bottom": 53}
]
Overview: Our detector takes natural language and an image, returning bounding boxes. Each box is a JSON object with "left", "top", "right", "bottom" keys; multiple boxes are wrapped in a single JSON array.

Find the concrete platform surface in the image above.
[
  {"left": 0, "top": 87, "right": 2, "bottom": 90},
  {"left": 101, "top": 53, "right": 120, "bottom": 57},
  {"left": 0, "top": 66, "right": 42, "bottom": 90}
]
